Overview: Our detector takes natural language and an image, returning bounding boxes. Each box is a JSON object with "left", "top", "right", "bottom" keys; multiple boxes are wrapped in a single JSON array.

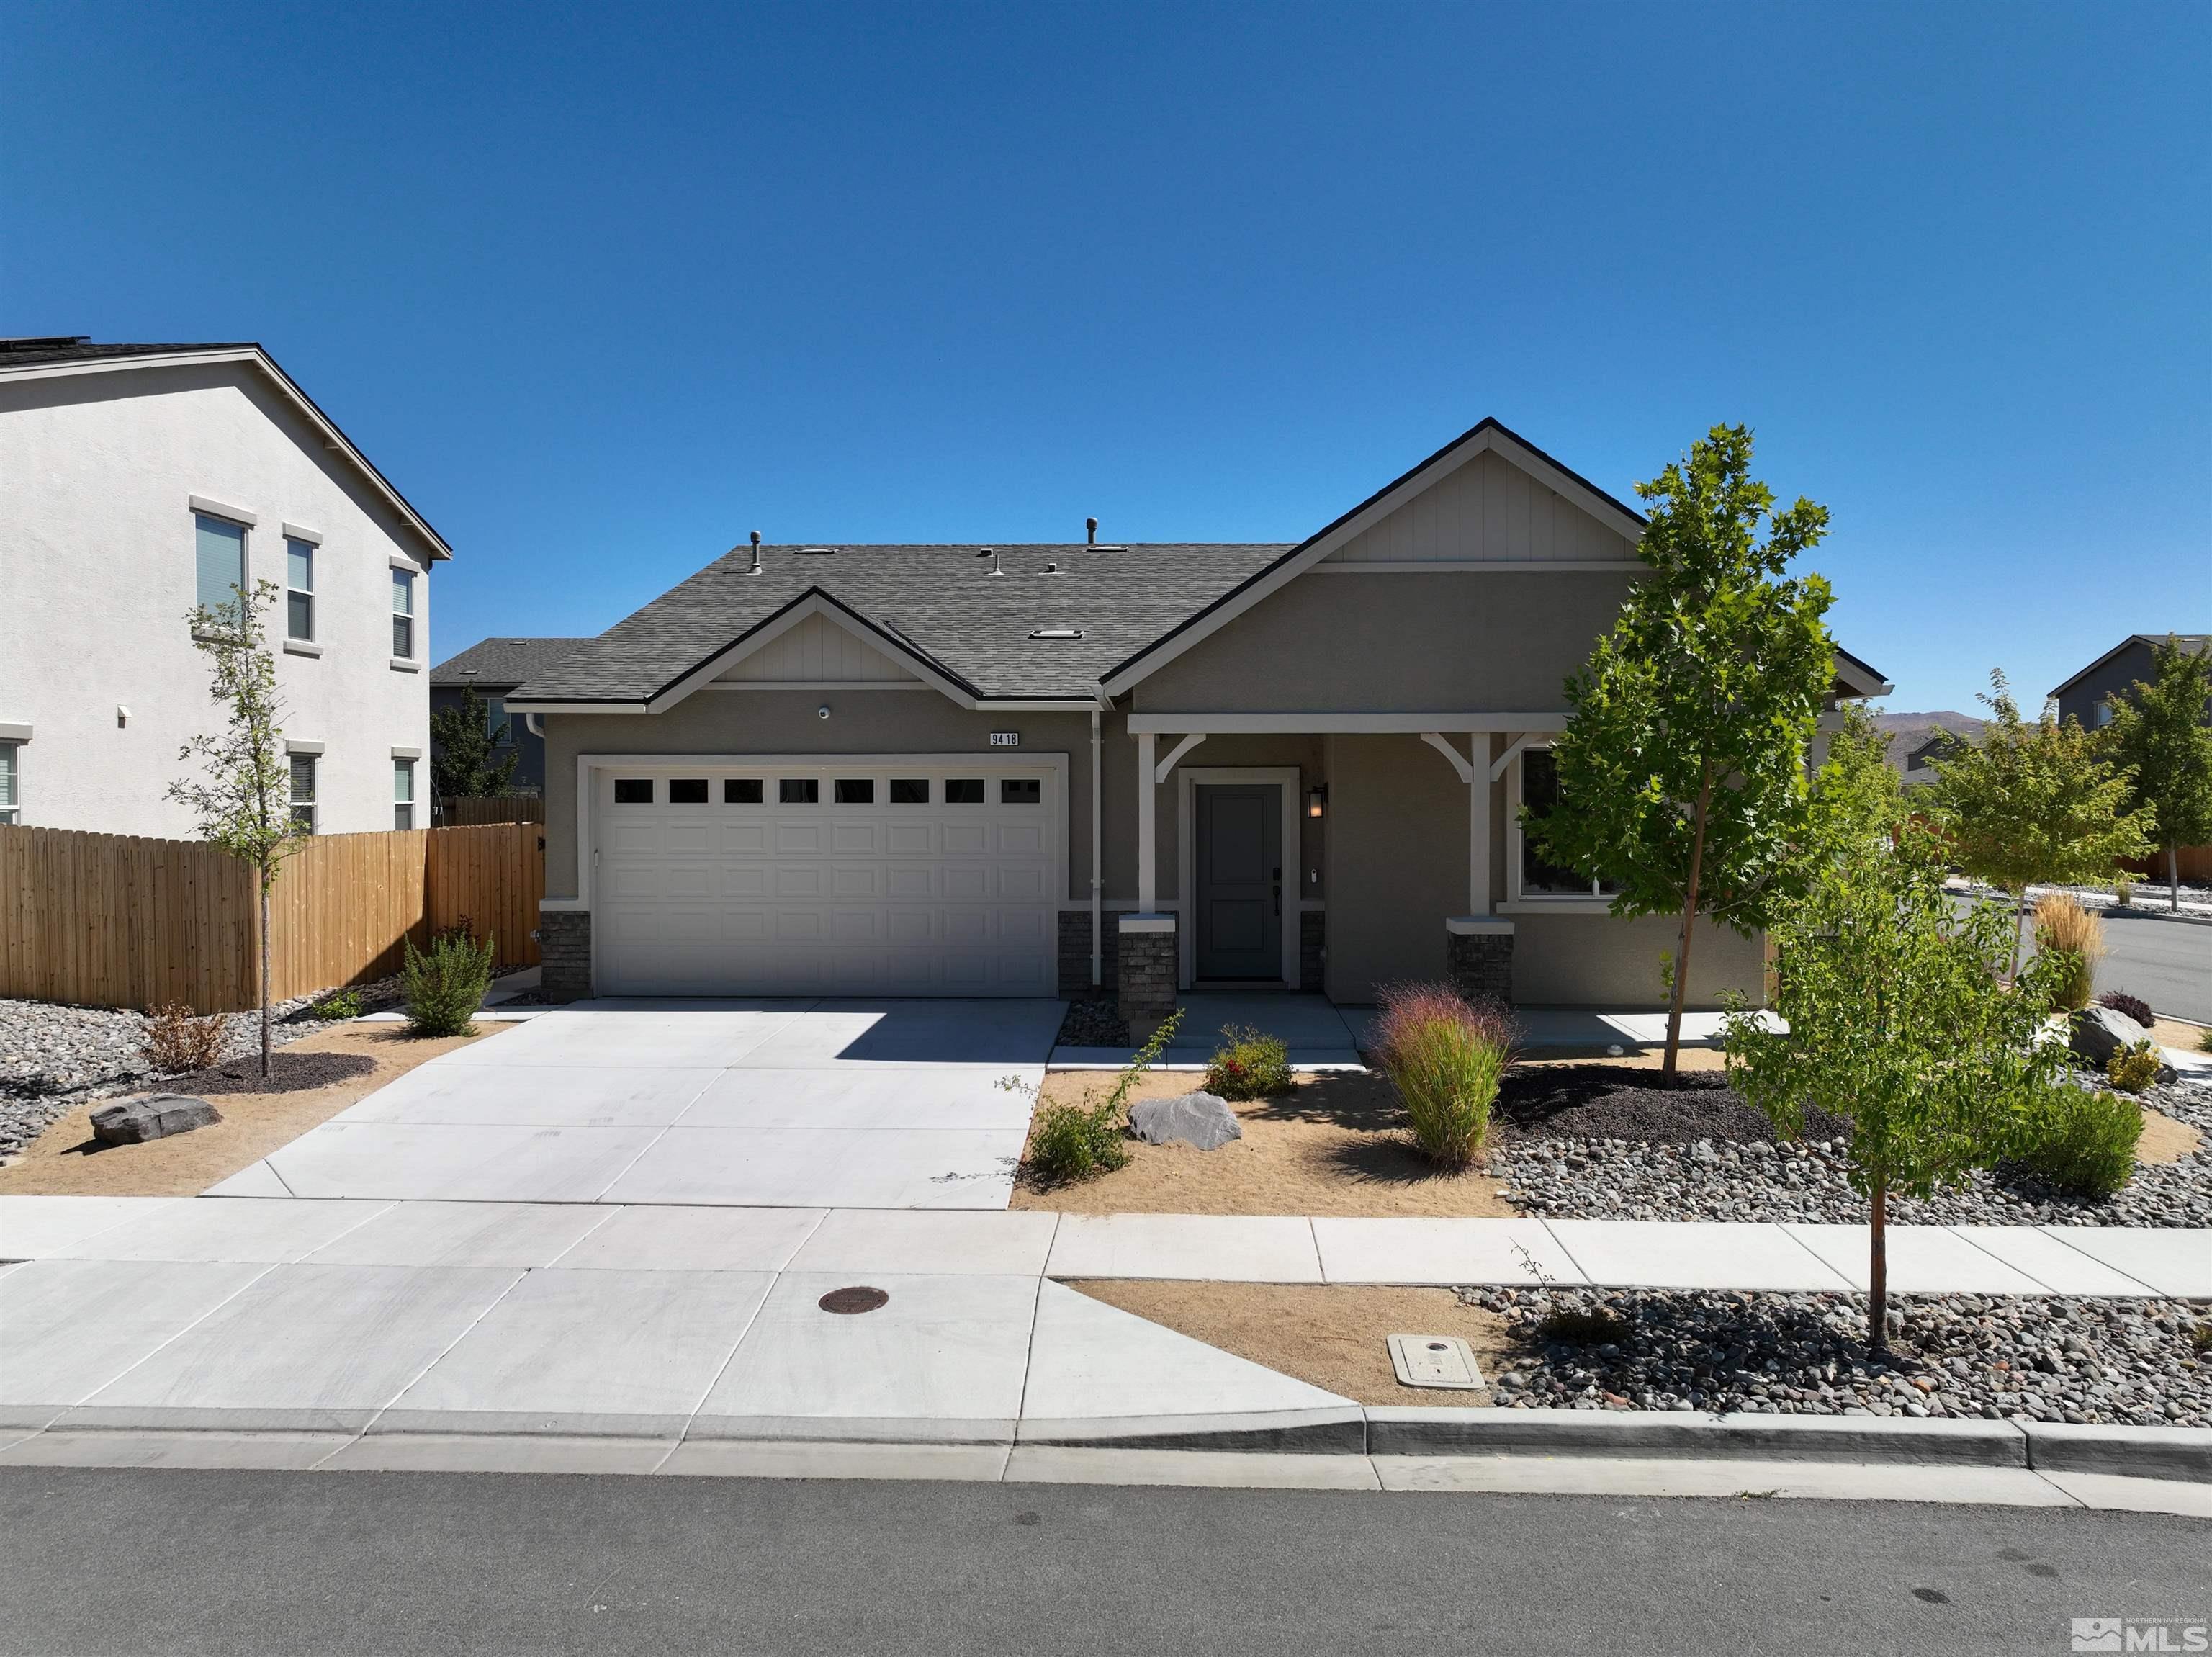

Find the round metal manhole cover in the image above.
[{"left": 818, "top": 1285, "right": 889, "bottom": 1315}]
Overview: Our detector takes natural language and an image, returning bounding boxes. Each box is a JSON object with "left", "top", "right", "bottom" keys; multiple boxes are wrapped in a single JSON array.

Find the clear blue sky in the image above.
[{"left": 6, "top": 2, "right": 2206, "bottom": 713}]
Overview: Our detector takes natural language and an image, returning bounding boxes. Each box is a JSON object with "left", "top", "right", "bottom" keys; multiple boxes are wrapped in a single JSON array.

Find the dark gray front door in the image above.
[{"left": 1195, "top": 784, "right": 1282, "bottom": 981}]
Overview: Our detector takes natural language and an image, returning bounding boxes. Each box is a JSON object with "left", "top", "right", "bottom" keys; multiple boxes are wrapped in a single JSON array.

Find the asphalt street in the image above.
[
  {"left": 2087, "top": 912, "right": 2211, "bottom": 1025},
  {"left": 1, "top": 1468, "right": 2204, "bottom": 1657}
]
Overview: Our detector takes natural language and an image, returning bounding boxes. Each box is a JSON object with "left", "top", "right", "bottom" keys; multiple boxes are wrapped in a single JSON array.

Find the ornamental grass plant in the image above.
[
  {"left": 1371, "top": 982, "right": 1514, "bottom": 1168},
  {"left": 2032, "top": 893, "right": 2104, "bottom": 1013}
]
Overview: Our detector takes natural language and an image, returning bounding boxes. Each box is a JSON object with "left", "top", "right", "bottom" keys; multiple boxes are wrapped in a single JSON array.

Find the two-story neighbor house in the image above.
[
  {"left": 0, "top": 338, "right": 449, "bottom": 835},
  {"left": 505, "top": 418, "right": 1889, "bottom": 1009},
  {"left": 430, "top": 637, "right": 587, "bottom": 798},
  {"left": 2050, "top": 634, "right": 2210, "bottom": 730}
]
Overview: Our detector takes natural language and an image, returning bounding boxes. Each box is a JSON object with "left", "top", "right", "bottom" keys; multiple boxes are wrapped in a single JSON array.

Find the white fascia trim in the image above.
[
  {"left": 284, "top": 739, "right": 325, "bottom": 755},
  {"left": 1126, "top": 711, "right": 1570, "bottom": 735},
  {"left": 281, "top": 521, "right": 323, "bottom": 545},
  {"left": 644, "top": 593, "right": 979, "bottom": 715},
  {"left": 974, "top": 700, "right": 1102, "bottom": 712},
  {"left": 1100, "top": 424, "right": 1645, "bottom": 696},
  {"left": 188, "top": 493, "right": 258, "bottom": 527},
  {"left": 503, "top": 701, "right": 643, "bottom": 715},
  {"left": 705, "top": 680, "right": 935, "bottom": 692},
  {"left": 570, "top": 750, "right": 1072, "bottom": 914},
  {"left": 4, "top": 349, "right": 451, "bottom": 560},
  {"left": 1832, "top": 651, "right": 1896, "bottom": 699},
  {"left": 1310, "top": 559, "right": 1645, "bottom": 573}
]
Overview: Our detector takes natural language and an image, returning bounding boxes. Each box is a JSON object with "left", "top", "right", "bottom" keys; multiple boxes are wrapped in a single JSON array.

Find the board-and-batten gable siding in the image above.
[
  {"left": 712, "top": 612, "right": 922, "bottom": 683},
  {"left": 1321, "top": 448, "right": 1637, "bottom": 565}
]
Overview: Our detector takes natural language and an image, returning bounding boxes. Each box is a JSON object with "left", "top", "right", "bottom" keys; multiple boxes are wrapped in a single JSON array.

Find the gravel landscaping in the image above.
[
  {"left": 1493, "top": 1064, "right": 2212, "bottom": 1229},
  {"left": 1056, "top": 996, "right": 1130, "bottom": 1048},
  {"left": 1457, "top": 1285, "right": 2212, "bottom": 1427},
  {"left": 0, "top": 981, "right": 398, "bottom": 1159}
]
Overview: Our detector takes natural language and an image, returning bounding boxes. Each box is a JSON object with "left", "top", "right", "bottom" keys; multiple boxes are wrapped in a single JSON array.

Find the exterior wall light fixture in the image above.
[{"left": 1306, "top": 784, "right": 1327, "bottom": 819}]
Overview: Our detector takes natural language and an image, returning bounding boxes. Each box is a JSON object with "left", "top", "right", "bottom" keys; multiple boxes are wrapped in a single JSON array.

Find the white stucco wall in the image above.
[{"left": 0, "top": 360, "right": 439, "bottom": 837}]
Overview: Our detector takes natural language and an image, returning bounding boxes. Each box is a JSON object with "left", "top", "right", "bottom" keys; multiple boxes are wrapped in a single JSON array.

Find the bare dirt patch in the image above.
[
  {"left": 0, "top": 1021, "right": 510, "bottom": 1197},
  {"left": 2136, "top": 1105, "right": 2202, "bottom": 1166},
  {"left": 1069, "top": 1280, "right": 1523, "bottom": 1406},
  {"left": 2151, "top": 1018, "right": 2208, "bottom": 1053},
  {"left": 1010, "top": 1069, "right": 1514, "bottom": 1217}
]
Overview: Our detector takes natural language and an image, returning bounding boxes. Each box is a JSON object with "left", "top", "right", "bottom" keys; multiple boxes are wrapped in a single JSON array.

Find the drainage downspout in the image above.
[{"left": 1089, "top": 704, "right": 1103, "bottom": 987}]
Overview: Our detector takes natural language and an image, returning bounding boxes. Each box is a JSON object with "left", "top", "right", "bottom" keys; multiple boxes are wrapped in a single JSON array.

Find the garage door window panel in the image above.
[{"left": 780, "top": 778, "right": 819, "bottom": 804}]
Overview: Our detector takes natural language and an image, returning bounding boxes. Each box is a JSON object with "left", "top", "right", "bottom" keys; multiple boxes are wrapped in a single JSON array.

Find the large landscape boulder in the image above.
[
  {"left": 1129, "top": 1090, "right": 1242, "bottom": 1151},
  {"left": 89, "top": 1094, "right": 221, "bottom": 1146},
  {"left": 2069, "top": 1005, "right": 2150, "bottom": 1068}
]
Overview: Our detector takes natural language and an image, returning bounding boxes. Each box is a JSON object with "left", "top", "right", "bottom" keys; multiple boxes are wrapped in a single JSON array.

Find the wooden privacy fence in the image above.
[
  {"left": 2121, "top": 845, "right": 2212, "bottom": 886},
  {"left": 436, "top": 795, "right": 546, "bottom": 825},
  {"left": 0, "top": 822, "right": 544, "bottom": 1013}
]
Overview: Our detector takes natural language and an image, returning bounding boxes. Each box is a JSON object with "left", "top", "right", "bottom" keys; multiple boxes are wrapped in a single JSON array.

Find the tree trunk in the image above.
[
  {"left": 2004, "top": 887, "right": 2028, "bottom": 985},
  {"left": 1868, "top": 1178, "right": 1889, "bottom": 1352},
  {"left": 2172, "top": 844, "right": 2182, "bottom": 915},
  {"left": 1663, "top": 763, "right": 1714, "bottom": 1081},
  {"left": 259, "top": 881, "right": 272, "bottom": 1079}
]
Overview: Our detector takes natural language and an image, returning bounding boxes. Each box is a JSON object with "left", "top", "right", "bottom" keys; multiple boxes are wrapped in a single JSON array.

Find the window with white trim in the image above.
[
  {"left": 286, "top": 539, "right": 315, "bottom": 641},
  {"left": 391, "top": 569, "right": 416, "bottom": 658},
  {"left": 194, "top": 513, "right": 246, "bottom": 627},
  {"left": 393, "top": 758, "right": 415, "bottom": 830},
  {"left": 1516, "top": 747, "right": 1619, "bottom": 899},
  {"left": 0, "top": 744, "right": 19, "bottom": 824},
  {"left": 289, "top": 754, "right": 318, "bottom": 833}
]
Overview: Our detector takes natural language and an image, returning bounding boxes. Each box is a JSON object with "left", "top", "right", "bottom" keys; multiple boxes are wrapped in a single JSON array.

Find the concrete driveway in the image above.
[{"left": 210, "top": 1000, "right": 1065, "bottom": 1211}]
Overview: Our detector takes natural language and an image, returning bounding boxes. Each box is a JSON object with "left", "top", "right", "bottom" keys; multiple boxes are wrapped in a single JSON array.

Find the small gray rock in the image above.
[
  {"left": 1129, "top": 1090, "right": 1242, "bottom": 1150},
  {"left": 2071, "top": 1004, "right": 2149, "bottom": 1067},
  {"left": 89, "top": 1094, "right": 221, "bottom": 1146}
]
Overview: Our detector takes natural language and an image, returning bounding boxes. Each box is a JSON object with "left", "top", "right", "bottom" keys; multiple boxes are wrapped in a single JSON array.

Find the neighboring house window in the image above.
[
  {"left": 0, "top": 743, "right": 18, "bottom": 824},
  {"left": 1516, "top": 747, "right": 1619, "bottom": 899},
  {"left": 393, "top": 758, "right": 415, "bottom": 830},
  {"left": 391, "top": 569, "right": 416, "bottom": 658},
  {"left": 286, "top": 539, "right": 315, "bottom": 641},
  {"left": 486, "top": 695, "right": 512, "bottom": 746},
  {"left": 2094, "top": 700, "right": 2115, "bottom": 728},
  {"left": 194, "top": 513, "right": 247, "bottom": 626},
  {"left": 289, "top": 754, "right": 318, "bottom": 833}
]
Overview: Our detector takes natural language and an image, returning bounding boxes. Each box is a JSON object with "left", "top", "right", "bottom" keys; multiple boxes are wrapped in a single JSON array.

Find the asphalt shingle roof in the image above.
[
  {"left": 0, "top": 337, "right": 258, "bottom": 366},
  {"left": 509, "top": 544, "right": 1294, "bottom": 704},
  {"left": 431, "top": 637, "right": 593, "bottom": 687}
]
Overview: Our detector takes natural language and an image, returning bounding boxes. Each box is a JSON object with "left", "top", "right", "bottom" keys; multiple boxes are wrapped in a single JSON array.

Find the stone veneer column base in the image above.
[
  {"left": 1444, "top": 916, "right": 1514, "bottom": 1006},
  {"left": 539, "top": 909, "right": 593, "bottom": 1002},
  {"left": 1299, "top": 910, "right": 1326, "bottom": 994},
  {"left": 1058, "top": 910, "right": 1118, "bottom": 997},
  {"left": 1116, "top": 913, "right": 1177, "bottom": 1034}
]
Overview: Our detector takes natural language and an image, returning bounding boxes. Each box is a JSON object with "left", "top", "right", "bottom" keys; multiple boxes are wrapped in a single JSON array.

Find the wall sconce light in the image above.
[{"left": 1305, "top": 784, "right": 1328, "bottom": 819}]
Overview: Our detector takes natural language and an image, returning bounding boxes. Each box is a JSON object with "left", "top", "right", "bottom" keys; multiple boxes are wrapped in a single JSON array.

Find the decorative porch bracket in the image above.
[{"left": 1420, "top": 731, "right": 1488, "bottom": 917}]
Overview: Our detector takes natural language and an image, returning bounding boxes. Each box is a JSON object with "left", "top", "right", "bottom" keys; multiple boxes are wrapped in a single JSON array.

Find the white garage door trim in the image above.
[{"left": 578, "top": 752, "right": 1069, "bottom": 997}]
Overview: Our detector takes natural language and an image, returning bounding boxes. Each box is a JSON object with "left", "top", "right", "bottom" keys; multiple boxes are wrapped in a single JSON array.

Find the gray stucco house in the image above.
[
  {"left": 430, "top": 637, "right": 588, "bottom": 797},
  {"left": 2049, "top": 634, "right": 2210, "bottom": 732},
  {"left": 505, "top": 419, "right": 1890, "bottom": 1010}
]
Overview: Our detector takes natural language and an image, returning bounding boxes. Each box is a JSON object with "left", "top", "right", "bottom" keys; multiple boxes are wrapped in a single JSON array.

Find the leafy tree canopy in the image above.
[
  {"left": 2100, "top": 634, "right": 2212, "bottom": 910},
  {"left": 430, "top": 685, "right": 521, "bottom": 800}
]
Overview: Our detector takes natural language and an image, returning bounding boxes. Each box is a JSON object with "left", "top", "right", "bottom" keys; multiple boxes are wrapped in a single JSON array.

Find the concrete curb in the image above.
[
  {"left": 1017, "top": 1408, "right": 1370, "bottom": 1454},
  {"left": 1364, "top": 1407, "right": 2029, "bottom": 1466},
  {"left": 2020, "top": 1420, "right": 2212, "bottom": 1485}
]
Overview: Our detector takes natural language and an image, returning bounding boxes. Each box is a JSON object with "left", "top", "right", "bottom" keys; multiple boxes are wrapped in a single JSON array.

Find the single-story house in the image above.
[
  {"left": 431, "top": 637, "right": 588, "bottom": 797},
  {"left": 505, "top": 419, "right": 1890, "bottom": 1011}
]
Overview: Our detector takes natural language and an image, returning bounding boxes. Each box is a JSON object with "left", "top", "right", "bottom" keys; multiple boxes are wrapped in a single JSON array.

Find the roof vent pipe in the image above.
[
  {"left": 1086, "top": 517, "right": 1097, "bottom": 547},
  {"left": 748, "top": 531, "right": 762, "bottom": 575},
  {"left": 978, "top": 547, "right": 1002, "bottom": 577}
]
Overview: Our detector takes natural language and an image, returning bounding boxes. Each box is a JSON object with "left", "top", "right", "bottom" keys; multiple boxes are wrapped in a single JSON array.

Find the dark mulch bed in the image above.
[
  {"left": 153, "top": 1049, "right": 380, "bottom": 1097},
  {"left": 1058, "top": 996, "right": 1129, "bottom": 1048},
  {"left": 1493, "top": 1063, "right": 1849, "bottom": 1145}
]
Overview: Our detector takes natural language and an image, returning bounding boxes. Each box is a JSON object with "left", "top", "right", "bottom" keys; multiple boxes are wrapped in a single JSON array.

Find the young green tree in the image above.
[
  {"left": 2100, "top": 634, "right": 2212, "bottom": 913},
  {"left": 166, "top": 580, "right": 306, "bottom": 1079},
  {"left": 1529, "top": 424, "right": 1837, "bottom": 1079},
  {"left": 1920, "top": 671, "right": 2152, "bottom": 974},
  {"left": 1724, "top": 751, "right": 2070, "bottom": 1350},
  {"left": 429, "top": 684, "right": 521, "bottom": 801}
]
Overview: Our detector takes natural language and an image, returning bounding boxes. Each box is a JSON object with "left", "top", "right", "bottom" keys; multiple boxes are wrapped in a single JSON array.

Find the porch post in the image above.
[
  {"left": 1136, "top": 729, "right": 1157, "bottom": 912},
  {"left": 1470, "top": 741, "right": 1491, "bottom": 917}
]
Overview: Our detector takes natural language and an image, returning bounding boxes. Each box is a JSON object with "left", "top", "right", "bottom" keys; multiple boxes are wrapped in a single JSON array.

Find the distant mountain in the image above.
[{"left": 1870, "top": 711, "right": 1986, "bottom": 776}]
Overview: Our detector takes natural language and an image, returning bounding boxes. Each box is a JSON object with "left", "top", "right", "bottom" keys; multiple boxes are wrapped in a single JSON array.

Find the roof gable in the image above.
[
  {"left": 712, "top": 609, "right": 922, "bottom": 685},
  {"left": 1098, "top": 418, "right": 1645, "bottom": 695}
]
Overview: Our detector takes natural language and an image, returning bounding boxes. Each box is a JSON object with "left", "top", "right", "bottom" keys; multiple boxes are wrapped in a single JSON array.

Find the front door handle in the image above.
[{"left": 1272, "top": 866, "right": 1281, "bottom": 917}]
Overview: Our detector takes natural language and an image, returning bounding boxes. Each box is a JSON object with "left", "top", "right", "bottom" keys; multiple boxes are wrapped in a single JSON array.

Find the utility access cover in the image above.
[{"left": 1388, "top": 1333, "right": 1484, "bottom": 1391}]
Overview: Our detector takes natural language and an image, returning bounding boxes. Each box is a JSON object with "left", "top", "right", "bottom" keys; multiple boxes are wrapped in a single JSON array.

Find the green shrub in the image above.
[
  {"left": 2200, "top": 1026, "right": 2212, "bottom": 1055},
  {"left": 1017, "top": 1009, "right": 1183, "bottom": 1185},
  {"left": 1371, "top": 982, "right": 1514, "bottom": 1168},
  {"left": 1204, "top": 1025, "right": 1290, "bottom": 1100},
  {"left": 2106, "top": 1041, "right": 2163, "bottom": 1095},
  {"left": 1536, "top": 1306, "right": 1630, "bottom": 1347},
  {"left": 309, "top": 989, "right": 364, "bottom": 1020},
  {"left": 400, "top": 925, "right": 495, "bottom": 1037},
  {"left": 2013, "top": 1083, "right": 2141, "bottom": 1198}
]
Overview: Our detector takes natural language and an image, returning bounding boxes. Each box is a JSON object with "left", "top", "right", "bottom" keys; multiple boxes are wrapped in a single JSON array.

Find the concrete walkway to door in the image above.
[{"left": 207, "top": 1000, "right": 1065, "bottom": 1211}]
